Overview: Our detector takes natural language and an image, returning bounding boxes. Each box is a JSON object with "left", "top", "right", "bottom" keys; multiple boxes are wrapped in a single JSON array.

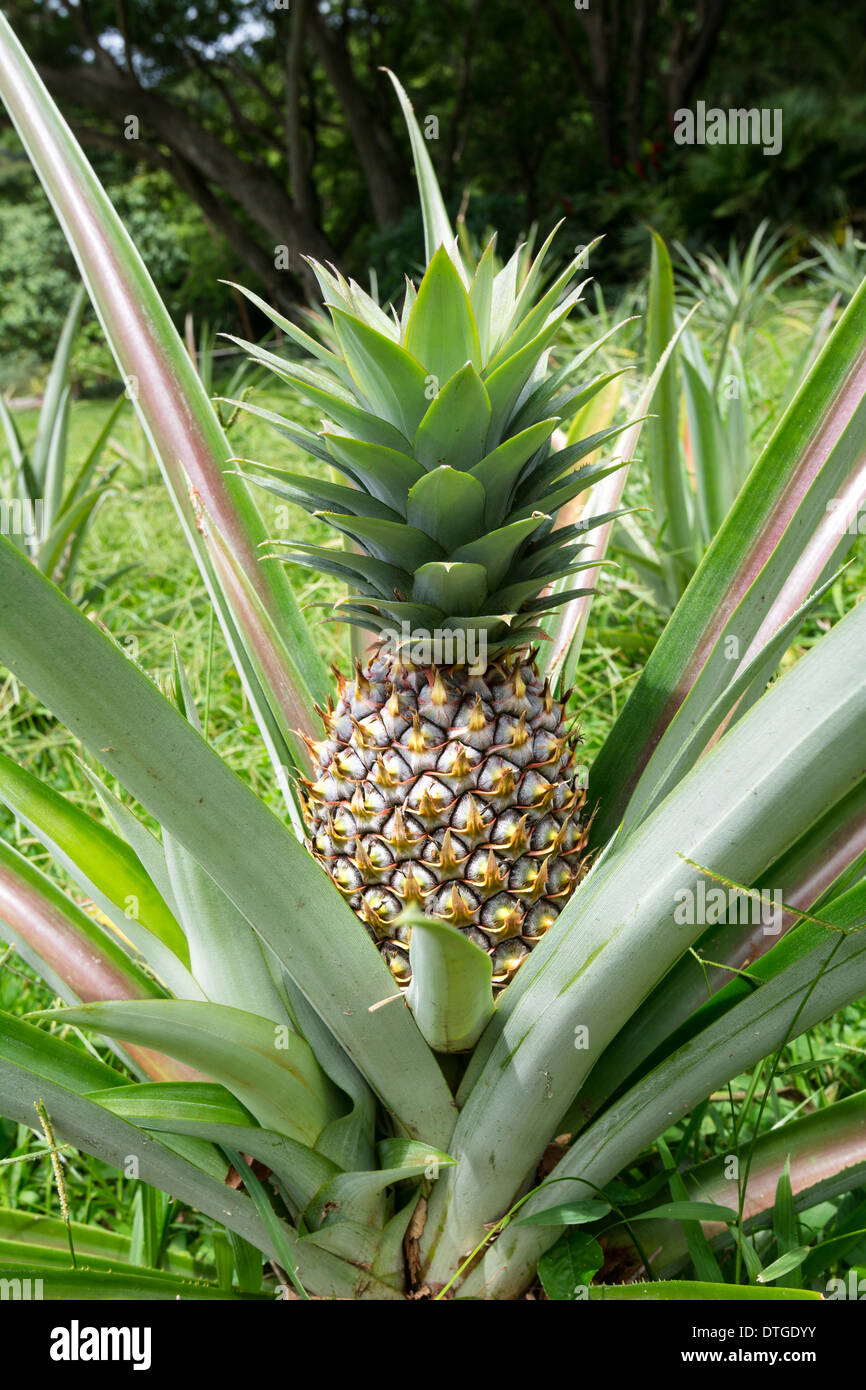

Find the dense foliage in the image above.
[{"left": 1, "top": 0, "right": 865, "bottom": 388}]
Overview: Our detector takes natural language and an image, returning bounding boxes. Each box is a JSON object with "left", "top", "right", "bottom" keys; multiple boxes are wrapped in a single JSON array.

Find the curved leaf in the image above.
[
  {"left": 405, "top": 912, "right": 495, "bottom": 1054},
  {"left": 34, "top": 999, "right": 344, "bottom": 1147}
]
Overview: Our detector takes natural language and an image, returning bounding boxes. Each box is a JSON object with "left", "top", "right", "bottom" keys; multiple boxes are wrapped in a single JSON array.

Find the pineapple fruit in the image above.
[
  {"left": 307, "top": 656, "right": 589, "bottom": 988},
  {"left": 235, "top": 78, "right": 627, "bottom": 990}
]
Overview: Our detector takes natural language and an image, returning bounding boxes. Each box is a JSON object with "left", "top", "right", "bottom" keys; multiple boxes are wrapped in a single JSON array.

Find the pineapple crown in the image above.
[{"left": 229, "top": 72, "right": 631, "bottom": 660}]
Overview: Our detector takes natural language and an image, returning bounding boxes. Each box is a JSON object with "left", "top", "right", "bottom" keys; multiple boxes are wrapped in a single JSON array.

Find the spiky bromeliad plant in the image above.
[
  {"left": 221, "top": 83, "right": 628, "bottom": 989},
  {"left": 0, "top": 284, "right": 126, "bottom": 599},
  {"left": 613, "top": 227, "right": 834, "bottom": 616},
  {"left": 1, "top": 17, "right": 866, "bottom": 1301}
]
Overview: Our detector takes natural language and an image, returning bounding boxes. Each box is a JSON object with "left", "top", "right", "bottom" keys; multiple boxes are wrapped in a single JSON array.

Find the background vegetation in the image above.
[{"left": 2, "top": 0, "right": 866, "bottom": 387}]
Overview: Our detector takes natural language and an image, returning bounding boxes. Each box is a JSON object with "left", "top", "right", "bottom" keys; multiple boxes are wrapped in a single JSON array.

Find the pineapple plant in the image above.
[
  {"left": 2, "top": 17, "right": 866, "bottom": 1304},
  {"left": 226, "top": 92, "right": 626, "bottom": 987}
]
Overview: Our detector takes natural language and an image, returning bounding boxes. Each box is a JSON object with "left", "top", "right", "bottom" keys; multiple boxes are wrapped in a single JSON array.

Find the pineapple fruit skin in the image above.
[{"left": 304, "top": 655, "right": 589, "bottom": 988}]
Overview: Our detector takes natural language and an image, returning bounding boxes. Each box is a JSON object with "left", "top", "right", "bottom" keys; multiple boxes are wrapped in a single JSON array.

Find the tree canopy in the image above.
[{"left": 1, "top": 0, "right": 865, "bottom": 346}]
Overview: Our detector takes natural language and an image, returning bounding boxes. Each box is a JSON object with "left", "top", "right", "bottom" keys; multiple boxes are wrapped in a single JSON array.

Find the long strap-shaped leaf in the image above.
[
  {"left": 0, "top": 1206, "right": 212, "bottom": 1280},
  {"left": 384, "top": 70, "right": 455, "bottom": 271},
  {"left": 0, "top": 1265, "right": 266, "bottom": 1300},
  {"left": 603, "top": 1088, "right": 866, "bottom": 1279},
  {"left": 645, "top": 229, "right": 695, "bottom": 599},
  {"left": 583, "top": 1283, "right": 819, "bottom": 1302},
  {"left": 0, "top": 835, "right": 160, "bottom": 1007},
  {"left": 570, "top": 775, "right": 866, "bottom": 1128},
  {"left": 32, "top": 999, "right": 343, "bottom": 1148},
  {"left": 590, "top": 272, "right": 866, "bottom": 842},
  {"left": 0, "top": 1015, "right": 394, "bottom": 1298},
  {"left": 0, "top": 14, "right": 326, "bottom": 785},
  {"left": 0, "top": 538, "right": 455, "bottom": 1147},
  {"left": 460, "top": 885, "right": 866, "bottom": 1297},
  {"left": 88, "top": 1081, "right": 338, "bottom": 1213},
  {"left": 31, "top": 284, "right": 85, "bottom": 499},
  {"left": 0, "top": 838, "right": 197, "bottom": 1082},
  {"left": 543, "top": 307, "right": 699, "bottom": 690},
  {"left": 157, "top": 660, "right": 291, "bottom": 1024},
  {"left": 420, "top": 594, "right": 866, "bottom": 1281},
  {"left": 0, "top": 749, "right": 192, "bottom": 973}
]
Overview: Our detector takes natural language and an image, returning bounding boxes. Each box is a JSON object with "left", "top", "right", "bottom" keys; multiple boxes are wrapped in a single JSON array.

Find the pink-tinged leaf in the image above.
[
  {"left": 0, "top": 838, "right": 200, "bottom": 1082},
  {"left": 591, "top": 276, "right": 866, "bottom": 844},
  {"left": 740, "top": 461, "right": 866, "bottom": 672},
  {"left": 0, "top": 14, "right": 326, "bottom": 767},
  {"left": 603, "top": 1088, "right": 866, "bottom": 1278},
  {"left": 719, "top": 777, "right": 866, "bottom": 975},
  {"left": 645, "top": 229, "right": 695, "bottom": 594},
  {"left": 695, "top": 1093, "right": 866, "bottom": 1238},
  {"left": 543, "top": 466, "right": 630, "bottom": 688},
  {"left": 0, "top": 748, "right": 189, "bottom": 967},
  {"left": 569, "top": 775, "right": 866, "bottom": 1129},
  {"left": 0, "top": 838, "right": 159, "bottom": 1004},
  {"left": 544, "top": 308, "right": 699, "bottom": 690},
  {"left": 204, "top": 520, "right": 314, "bottom": 783}
]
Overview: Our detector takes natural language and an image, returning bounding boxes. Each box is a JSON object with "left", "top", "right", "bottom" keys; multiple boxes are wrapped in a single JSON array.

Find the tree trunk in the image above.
[
  {"left": 625, "top": 0, "right": 653, "bottom": 163},
  {"left": 666, "top": 0, "right": 732, "bottom": 115},
  {"left": 285, "top": 0, "right": 318, "bottom": 229},
  {"left": 537, "top": 0, "right": 620, "bottom": 168},
  {"left": 304, "top": 6, "right": 403, "bottom": 228},
  {"left": 37, "top": 62, "right": 337, "bottom": 283}
]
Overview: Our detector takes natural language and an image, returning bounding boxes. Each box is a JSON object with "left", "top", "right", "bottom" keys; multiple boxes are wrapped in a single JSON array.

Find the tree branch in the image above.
[
  {"left": 114, "top": 0, "right": 137, "bottom": 79},
  {"left": 285, "top": 0, "right": 317, "bottom": 225},
  {"left": 36, "top": 60, "right": 336, "bottom": 266},
  {"left": 667, "top": 0, "right": 732, "bottom": 113},
  {"left": 69, "top": 0, "right": 117, "bottom": 72},
  {"left": 166, "top": 151, "right": 307, "bottom": 311},
  {"left": 182, "top": 44, "right": 286, "bottom": 161}
]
